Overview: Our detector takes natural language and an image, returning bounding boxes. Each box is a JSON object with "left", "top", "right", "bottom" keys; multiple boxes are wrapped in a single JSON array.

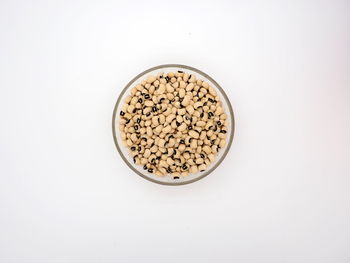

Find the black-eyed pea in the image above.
[
  {"left": 155, "top": 151, "right": 162, "bottom": 157},
  {"left": 152, "top": 95, "right": 158, "bottom": 104},
  {"left": 168, "top": 148, "right": 174, "bottom": 156},
  {"left": 127, "top": 104, "right": 135, "bottom": 114},
  {"left": 196, "top": 79, "right": 203, "bottom": 86},
  {"left": 131, "top": 87, "right": 138, "bottom": 95},
  {"left": 159, "top": 114, "right": 165, "bottom": 124},
  {"left": 178, "top": 88, "right": 185, "bottom": 98},
  {"left": 189, "top": 130, "right": 199, "bottom": 139},
  {"left": 211, "top": 145, "right": 218, "bottom": 153},
  {"left": 183, "top": 152, "right": 190, "bottom": 159},
  {"left": 219, "top": 139, "right": 226, "bottom": 148},
  {"left": 190, "top": 139, "right": 197, "bottom": 149},
  {"left": 178, "top": 144, "right": 186, "bottom": 152},
  {"left": 158, "top": 138, "right": 165, "bottom": 148},
  {"left": 146, "top": 126, "right": 153, "bottom": 137},
  {"left": 199, "top": 131, "right": 206, "bottom": 141},
  {"left": 208, "top": 86, "right": 217, "bottom": 96},
  {"left": 127, "top": 127, "right": 135, "bottom": 133},
  {"left": 165, "top": 114, "right": 175, "bottom": 123},
  {"left": 174, "top": 101, "right": 181, "bottom": 108},
  {"left": 218, "top": 133, "right": 226, "bottom": 139},
  {"left": 198, "top": 164, "right": 207, "bottom": 172},
  {"left": 125, "top": 95, "right": 132, "bottom": 104},
  {"left": 177, "top": 108, "right": 186, "bottom": 115},
  {"left": 147, "top": 138, "right": 154, "bottom": 147},
  {"left": 178, "top": 123, "right": 187, "bottom": 132},
  {"left": 214, "top": 138, "right": 220, "bottom": 145},
  {"left": 204, "top": 158, "right": 211, "bottom": 166},
  {"left": 204, "top": 138, "right": 210, "bottom": 145},
  {"left": 168, "top": 138, "right": 175, "bottom": 147},
  {"left": 198, "top": 92, "right": 204, "bottom": 98},
  {"left": 195, "top": 158, "right": 204, "bottom": 164},
  {"left": 190, "top": 165, "right": 198, "bottom": 173},
  {"left": 140, "top": 158, "right": 148, "bottom": 165},
  {"left": 166, "top": 83, "right": 174, "bottom": 92},
  {"left": 202, "top": 145, "right": 212, "bottom": 154},
  {"left": 146, "top": 75, "right": 156, "bottom": 84},
  {"left": 162, "top": 125, "right": 171, "bottom": 134},
  {"left": 152, "top": 116, "right": 159, "bottom": 126},
  {"left": 166, "top": 92, "right": 174, "bottom": 100},
  {"left": 130, "top": 96, "right": 138, "bottom": 105},
  {"left": 159, "top": 132, "right": 166, "bottom": 139},
  {"left": 185, "top": 83, "right": 194, "bottom": 92},
  {"left": 154, "top": 125, "right": 162, "bottom": 134},
  {"left": 153, "top": 80, "right": 160, "bottom": 87},
  {"left": 196, "top": 146, "right": 202, "bottom": 154},
  {"left": 182, "top": 95, "right": 191, "bottom": 106},
  {"left": 196, "top": 121, "right": 206, "bottom": 127},
  {"left": 130, "top": 133, "right": 138, "bottom": 142},
  {"left": 144, "top": 100, "right": 153, "bottom": 107},
  {"left": 193, "top": 101, "right": 202, "bottom": 109},
  {"left": 194, "top": 85, "right": 200, "bottom": 91},
  {"left": 215, "top": 106, "right": 223, "bottom": 115},
  {"left": 166, "top": 157, "right": 174, "bottom": 166},
  {"left": 189, "top": 74, "right": 196, "bottom": 83},
  {"left": 143, "top": 149, "right": 151, "bottom": 159}
]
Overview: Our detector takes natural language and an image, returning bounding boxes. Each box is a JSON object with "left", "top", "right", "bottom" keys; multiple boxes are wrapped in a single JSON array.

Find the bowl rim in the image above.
[{"left": 112, "top": 64, "right": 235, "bottom": 186}]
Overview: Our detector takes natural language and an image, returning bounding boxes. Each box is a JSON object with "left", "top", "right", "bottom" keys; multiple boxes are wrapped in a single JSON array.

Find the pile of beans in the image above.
[{"left": 119, "top": 71, "right": 228, "bottom": 179}]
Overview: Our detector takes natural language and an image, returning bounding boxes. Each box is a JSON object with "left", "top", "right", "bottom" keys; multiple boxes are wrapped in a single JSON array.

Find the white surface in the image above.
[{"left": 0, "top": 1, "right": 349, "bottom": 262}]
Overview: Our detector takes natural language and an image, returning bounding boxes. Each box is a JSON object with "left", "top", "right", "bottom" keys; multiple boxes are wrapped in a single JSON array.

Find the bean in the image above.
[
  {"left": 146, "top": 76, "right": 156, "bottom": 83},
  {"left": 189, "top": 130, "right": 199, "bottom": 139}
]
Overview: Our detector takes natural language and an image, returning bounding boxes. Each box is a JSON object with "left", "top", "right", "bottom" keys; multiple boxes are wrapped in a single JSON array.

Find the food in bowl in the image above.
[{"left": 118, "top": 70, "right": 228, "bottom": 180}]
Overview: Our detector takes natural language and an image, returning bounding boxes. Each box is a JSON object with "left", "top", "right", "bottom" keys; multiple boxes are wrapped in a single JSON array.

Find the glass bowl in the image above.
[{"left": 112, "top": 64, "right": 235, "bottom": 185}]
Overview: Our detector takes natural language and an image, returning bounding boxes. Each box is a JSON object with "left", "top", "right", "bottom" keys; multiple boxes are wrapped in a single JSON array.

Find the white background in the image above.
[{"left": 1, "top": 0, "right": 350, "bottom": 262}]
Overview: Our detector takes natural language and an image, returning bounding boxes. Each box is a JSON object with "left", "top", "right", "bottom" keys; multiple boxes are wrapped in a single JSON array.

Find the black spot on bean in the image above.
[
  {"left": 146, "top": 112, "right": 151, "bottom": 117},
  {"left": 188, "top": 125, "right": 192, "bottom": 130},
  {"left": 180, "top": 139, "right": 185, "bottom": 144},
  {"left": 134, "top": 125, "right": 139, "bottom": 130},
  {"left": 217, "top": 121, "right": 222, "bottom": 126},
  {"left": 120, "top": 111, "right": 125, "bottom": 116},
  {"left": 176, "top": 121, "right": 180, "bottom": 127},
  {"left": 132, "top": 108, "right": 137, "bottom": 113},
  {"left": 137, "top": 118, "right": 141, "bottom": 124},
  {"left": 208, "top": 112, "right": 214, "bottom": 117},
  {"left": 173, "top": 176, "right": 180, "bottom": 179},
  {"left": 143, "top": 165, "right": 147, "bottom": 170},
  {"left": 131, "top": 146, "right": 136, "bottom": 151},
  {"left": 138, "top": 98, "right": 143, "bottom": 103},
  {"left": 200, "top": 154, "right": 205, "bottom": 158},
  {"left": 148, "top": 168, "right": 153, "bottom": 173},
  {"left": 178, "top": 70, "right": 183, "bottom": 73},
  {"left": 152, "top": 106, "right": 157, "bottom": 112},
  {"left": 220, "top": 130, "right": 227, "bottom": 134}
]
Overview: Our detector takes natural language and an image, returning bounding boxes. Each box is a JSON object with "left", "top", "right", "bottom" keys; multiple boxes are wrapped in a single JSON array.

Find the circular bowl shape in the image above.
[{"left": 112, "top": 64, "right": 235, "bottom": 185}]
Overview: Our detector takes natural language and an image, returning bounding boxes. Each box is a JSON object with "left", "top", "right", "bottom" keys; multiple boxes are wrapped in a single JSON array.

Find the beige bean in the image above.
[
  {"left": 179, "top": 88, "right": 185, "bottom": 98},
  {"left": 154, "top": 125, "right": 163, "bottom": 134},
  {"left": 166, "top": 157, "right": 174, "bottom": 166},
  {"left": 219, "top": 139, "right": 226, "bottom": 148},
  {"left": 196, "top": 121, "right": 206, "bottom": 127},
  {"left": 146, "top": 76, "right": 156, "bottom": 83},
  {"left": 166, "top": 83, "right": 174, "bottom": 92},
  {"left": 178, "top": 123, "right": 187, "bottom": 132},
  {"left": 195, "top": 158, "right": 204, "bottom": 164},
  {"left": 193, "top": 101, "right": 202, "bottom": 109},
  {"left": 177, "top": 108, "right": 186, "bottom": 115},
  {"left": 182, "top": 95, "right": 191, "bottom": 106},
  {"left": 158, "top": 138, "right": 165, "bottom": 148},
  {"left": 198, "top": 164, "right": 207, "bottom": 172},
  {"left": 146, "top": 126, "right": 153, "bottom": 137},
  {"left": 202, "top": 145, "right": 212, "bottom": 154},
  {"left": 189, "top": 130, "right": 199, "bottom": 139},
  {"left": 144, "top": 149, "right": 151, "bottom": 158},
  {"left": 162, "top": 125, "right": 171, "bottom": 134},
  {"left": 185, "top": 83, "right": 194, "bottom": 91},
  {"left": 186, "top": 105, "right": 194, "bottom": 115},
  {"left": 166, "top": 114, "right": 175, "bottom": 123},
  {"left": 190, "top": 166, "right": 198, "bottom": 173}
]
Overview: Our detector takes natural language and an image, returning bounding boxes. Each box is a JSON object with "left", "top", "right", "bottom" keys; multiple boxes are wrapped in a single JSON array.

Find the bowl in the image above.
[{"left": 112, "top": 64, "right": 235, "bottom": 185}]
